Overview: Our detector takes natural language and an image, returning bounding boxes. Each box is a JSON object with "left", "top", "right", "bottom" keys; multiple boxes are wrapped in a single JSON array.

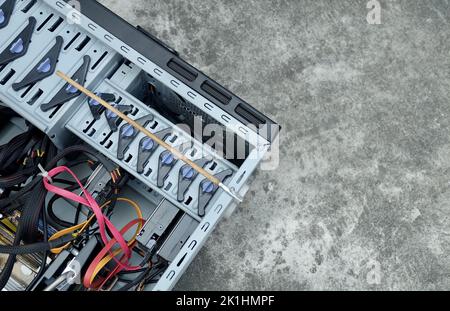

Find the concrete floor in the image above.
[{"left": 99, "top": 0, "right": 450, "bottom": 290}]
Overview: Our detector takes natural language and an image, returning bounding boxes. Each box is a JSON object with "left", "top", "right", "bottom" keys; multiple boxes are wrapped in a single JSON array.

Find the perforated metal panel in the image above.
[
  {"left": 0, "top": 0, "right": 120, "bottom": 147},
  {"left": 0, "top": 0, "right": 277, "bottom": 291},
  {"left": 66, "top": 62, "right": 238, "bottom": 222}
]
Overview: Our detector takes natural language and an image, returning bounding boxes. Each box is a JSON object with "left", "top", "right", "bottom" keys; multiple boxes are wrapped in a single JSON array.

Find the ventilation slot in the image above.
[
  {"left": 105, "top": 141, "right": 113, "bottom": 149},
  {"left": 210, "top": 162, "right": 217, "bottom": 171},
  {"left": 167, "top": 59, "right": 198, "bottom": 82},
  {"left": 215, "top": 205, "right": 223, "bottom": 214},
  {"left": 49, "top": 106, "right": 62, "bottom": 119},
  {"left": 100, "top": 131, "right": 113, "bottom": 146},
  {"left": 169, "top": 135, "right": 178, "bottom": 143},
  {"left": 0, "top": 69, "right": 16, "bottom": 85},
  {"left": 131, "top": 107, "right": 139, "bottom": 116},
  {"left": 91, "top": 51, "right": 108, "bottom": 70},
  {"left": 201, "top": 223, "right": 210, "bottom": 232},
  {"left": 124, "top": 154, "right": 133, "bottom": 163},
  {"left": 27, "top": 89, "right": 43, "bottom": 106},
  {"left": 64, "top": 32, "right": 81, "bottom": 50},
  {"left": 201, "top": 80, "right": 232, "bottom": 105},
  {"left": 76, "top": 36, "right": 91, "bottom": 52},
  {"left": 37, "top": 14, "right": 54, "bottom": 32},
  {"left": 236, "top": 171, "right": 246, "bottom": 184},
  {"left": 185, "top": 196, "right": 193, "bottom": 206},
  {"left": 22, "top": 0, "right": 37, "bottom": 13},
  {"left": 83, "top": 119, "right": 96, "bottom": 133},
  {"left": 188, "top": 240, "right": 197, "bottom": 250},
  {"left": 235, "top": 104, "right": 265, "bottom": 127},
  {"left": 21, "top": 84, "right": 35, "bottom": 98},
  {"left": 166, "top": 270, "right": 176, "bottom": 280},
  {"left": 48, "top": 17, "right": 63, "bottom": 32},
  {"left": 164, "top": 182, "right": 172, "bottom": 191},
  {"left": 177, "top": 253, "right": 187, "bottom": 267}
]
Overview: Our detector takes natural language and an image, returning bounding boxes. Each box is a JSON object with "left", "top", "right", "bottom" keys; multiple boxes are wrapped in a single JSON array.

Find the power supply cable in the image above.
[{"left": 0, "top": 144, "right": 114, "bottom": 291}]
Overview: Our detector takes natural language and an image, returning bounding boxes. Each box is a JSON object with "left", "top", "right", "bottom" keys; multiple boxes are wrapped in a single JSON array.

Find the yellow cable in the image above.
[
  {"left": 88, "top": 231, "right": 140, "bottom": 286},
  {"left": 87, "top": 199, "right": 143, "bottom": 285},
  {"left": 48, "top": 198, "right": 143, "bottom": 254}
]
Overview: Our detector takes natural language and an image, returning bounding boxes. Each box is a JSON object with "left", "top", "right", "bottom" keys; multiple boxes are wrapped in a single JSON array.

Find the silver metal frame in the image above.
[
  {"left": 0, "top": 0, "right": 120, "bottom": 148},
  {"left": 0, "top": 0, "right": 274, "bottom": 291}
]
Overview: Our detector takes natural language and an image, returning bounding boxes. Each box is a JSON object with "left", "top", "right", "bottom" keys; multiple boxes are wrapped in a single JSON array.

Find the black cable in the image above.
[
  {"left": 144, "top": 263, "right": 168, "bottom": 285},
  {"left": 46, "top": 177, "right": 90, "bottom": 230},
  {"left": 25, "top": 210, "right": 48, "bottom": 291},
  {"left": 117, "top": 262, "right": 168, "bottom": 291},
  {"left": 0, "top": 145, "right": 95, "bottom": 290},
  {"left": 0, "top": 181, "right": 36, "bottom": 213},
  {"left": 22, "top": 145, "right": 110, "bottom": 243},
  {"left": 0, "top": 185, "right": 47, "bottom": 290},
  {"left": 0, "top": 135, "right": 57, "bottom": 290},
  {"left": 117, "top": 266, "right": 152, "bottom": 291},
  {"left": 73, "top": 203, "right": 83, "bottom": 226},
  {"left": 51, "top": 178, "right": 78, "bottom": 186},
  {"left": 117, "top": 267, "right": 149, "bottom": 277},
  {"left": 0, "top": 130, "right": 32, "bottom": 169},
  {"left": 0, "top": 127, "right": 48, "bottom": 189},
  {"left": 0, "top": 106, "right": 18, "bottom": 127},
  {"left": 0, "top": 235, "right": 75, "bottom": 255},
  {"left": 0, "top": 144, "right": 117, "bottom": 290}
]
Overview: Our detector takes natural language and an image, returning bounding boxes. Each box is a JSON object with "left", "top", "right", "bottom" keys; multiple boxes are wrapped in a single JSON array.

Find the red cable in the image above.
[
  {"left": 42, "top": 166, "right": 141, "bottom": 272},
  {"left": 83, "top": 219, "right": 145, "bottom": 290}
]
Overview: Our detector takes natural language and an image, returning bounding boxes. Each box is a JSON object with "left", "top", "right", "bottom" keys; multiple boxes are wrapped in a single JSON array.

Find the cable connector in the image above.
[
  {"left": 36, "top": 149, "right": 45, "bottom": 158},
  {"left": 37, "top": 163, "right": 53, "bottom": 183}
]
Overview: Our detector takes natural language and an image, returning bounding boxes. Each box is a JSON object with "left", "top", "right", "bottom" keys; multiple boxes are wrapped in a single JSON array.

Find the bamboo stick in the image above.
[{"left": 56, "top": 71, "right": 242, "bottom": 202}]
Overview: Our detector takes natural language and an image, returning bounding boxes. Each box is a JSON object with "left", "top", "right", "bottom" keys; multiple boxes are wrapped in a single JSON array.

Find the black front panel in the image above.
[{"left": 69, "top": 0, "right": 280, "bottom": 142}]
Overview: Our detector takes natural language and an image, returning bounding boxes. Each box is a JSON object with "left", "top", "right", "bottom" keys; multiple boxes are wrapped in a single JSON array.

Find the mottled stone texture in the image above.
[{"left": 98, "top": 0, "right": 450, "bottom": 290}]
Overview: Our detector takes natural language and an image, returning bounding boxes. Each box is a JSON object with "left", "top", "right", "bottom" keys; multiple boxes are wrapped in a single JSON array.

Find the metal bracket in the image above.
[
  {"left": 117, "top": 114, "right": 153, "bottom": 160},
  {"left": 0, "top": 0, "right": 15, "bottom": 30},
  {"left": 12, "top": 36, "right": 64, "bottom": 91},
  {"left": 0, "top": 17, "right": 36, "bottom": 67},
  {"left": 40, "top": 55, "right": 91, "bottom": 112}
]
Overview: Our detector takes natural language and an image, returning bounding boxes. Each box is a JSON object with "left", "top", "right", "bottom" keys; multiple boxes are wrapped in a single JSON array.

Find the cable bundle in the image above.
[
  {"left": 42, "top": 166, "right": 145, "bottom": 289},
  {"left": 0, "top": 127, "right": 55, "bottom": 195},
  {"left": 0, "top": 136, "right": 164, "bottom": 291},
  {"left": 0, "top": 145, "right": 111, "bottom": 290}
]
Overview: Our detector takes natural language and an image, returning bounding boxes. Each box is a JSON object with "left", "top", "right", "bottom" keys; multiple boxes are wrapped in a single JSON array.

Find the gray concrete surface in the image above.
[{"left": 99, "top": 0, "right": 450, "bottom": 290}]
